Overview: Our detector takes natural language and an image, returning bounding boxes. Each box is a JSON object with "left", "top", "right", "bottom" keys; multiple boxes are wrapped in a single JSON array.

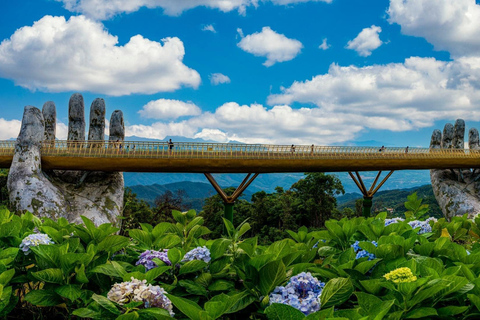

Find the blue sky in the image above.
[{"left": 1, "top": 0, "right": 480, "bottom": 148}]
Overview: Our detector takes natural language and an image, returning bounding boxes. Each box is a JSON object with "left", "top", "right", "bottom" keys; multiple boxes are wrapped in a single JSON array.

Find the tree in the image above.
[
  {"left": 120, "top": 187, "right": 154, "bottom": 235},
  {"left": 290, "top": 172, "right": 345, "bottom": 228},
  {"left": 0, "top": 169, "right": 10, "bottom": 208},
  {"left": 153, "top": 190, "right": 188, "bottom": 224}
]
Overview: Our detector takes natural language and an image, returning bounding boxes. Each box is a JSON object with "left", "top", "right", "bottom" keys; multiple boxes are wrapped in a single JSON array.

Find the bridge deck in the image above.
[{"left": 0, "top": 140, "right": 478, "bottom": 173}]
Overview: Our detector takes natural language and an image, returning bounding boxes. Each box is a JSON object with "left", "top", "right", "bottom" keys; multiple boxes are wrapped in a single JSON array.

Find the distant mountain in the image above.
[
  {"left": 128, "top": 181, "right": 254, "bottom": 211},
  {"left": 337, "top": 184, "right": 442, "bottom": 218}
]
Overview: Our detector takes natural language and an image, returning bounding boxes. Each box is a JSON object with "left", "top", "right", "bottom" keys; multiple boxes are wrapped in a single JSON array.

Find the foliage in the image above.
[{"left": 1, "top": 191, "right": 480, "bottom": 319}]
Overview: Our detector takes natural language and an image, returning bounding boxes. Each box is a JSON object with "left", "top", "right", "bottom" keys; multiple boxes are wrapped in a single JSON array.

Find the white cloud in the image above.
[
  {"left": 0, "top": 119, "right": 21, "bottom": 140},
  {"left": 346, "top": 25, "right": 383, "bottom": 57},
  {"left": 237, "top": 27, "right": 303, "bottom": 66},
  {"left": 319, "top": 38, "right": 330, "bottom": 50},
  {"left": 56, "top": 0, "right": 331, "bottom": 20},
  {"left": 202, "top": 24, "right": 217, "bottom": 33},
  {"left": 139, "top": 99, "right": 201, "bottom": 119},
  {"left": 56, "top": 122, "right": 68, "bottom": 140},
  {"left": 388, "top": 0, "right": 480, "bottom": 58},
  {"left": 0, "top": 15, "right": 200, "bottom": 96},
  {"left": 210, "top": 73, "right": 231, "bottom": 85}
]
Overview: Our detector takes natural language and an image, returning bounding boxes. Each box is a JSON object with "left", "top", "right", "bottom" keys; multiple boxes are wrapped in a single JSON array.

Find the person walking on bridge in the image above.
[{"left": 168, "top": 139, "right": 174, "bottom": 155}]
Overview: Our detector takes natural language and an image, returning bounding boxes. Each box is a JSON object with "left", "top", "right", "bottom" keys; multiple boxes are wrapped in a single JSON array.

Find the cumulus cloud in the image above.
[
  {"left": 0, "top": 119, "right": 21, "bottom": 140},
  {"left": 237, "top": 27, "right": 303, "bottom": 66},
  {"left": 0, "top": 15, "right": 200, "bottom": 96},
  {"left": 388, "top": 0, "right": 480, "bottom": 57},
  {"left": 210, "top": 73, "right": 231, "bottom": 85},
  {"left": 139, "top": 99, "right": 201, "bottom": 119},
  {"left": 57, "top": 0, "right": 331, "bottom": 20},
  {"left": 202, "top": 24, "right": 217, "bottom": 33},
  {"left": 346, "top": 25, "right": 383, "bottom": 57},
  {"left": 319, "top": 38, "right": 330, "bottom": 50}
]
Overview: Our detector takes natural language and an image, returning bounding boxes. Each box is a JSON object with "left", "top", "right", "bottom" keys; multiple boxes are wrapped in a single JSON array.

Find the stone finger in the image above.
[
  {"left": 430, "top": 129, "right": 441, "bottom": 149},
  {"left": 68, "top": 93, "right": 85, "bottom": 141},
  {"left": 453, "top": 119, "right": 465, "bottom": 149},
  {"left": 88, "top": 98, "right": 106, "bottom": 141},
  {"left": 17, "top": 106, "right": 45, "bottom": 146},
  {"left": 42, "top": 101, "right": 56, "bottom": 142},
  {"left": 469, "top": 128, "right": 480, "bottom": 150},
  {"left": 442, "top": 123, "right": 454, "bottom": 149},
  {"left": 109, "top": 110, "right": 124, "bottom": 141}
]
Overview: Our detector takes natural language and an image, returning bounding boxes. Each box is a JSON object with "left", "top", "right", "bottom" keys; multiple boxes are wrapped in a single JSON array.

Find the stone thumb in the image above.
[{"left": 11, "top": 106, "right": 45, "bottom": 174}]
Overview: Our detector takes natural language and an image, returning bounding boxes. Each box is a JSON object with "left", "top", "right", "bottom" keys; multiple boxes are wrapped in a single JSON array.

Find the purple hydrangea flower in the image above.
[
  {"left": 19, "top": 233, "right": 54, "bottom": 255},
  {"left": 408, "top": 217, "right": 437, "bottom": 234},
  {"left": 385, "top": 218, "right": 405, "bottom": 226},
  {"left": 269, "top": 272, "right": 325, "bottom": 315},
  {"left": 182, "top": 246, "right": 211, "bottom": 263},
  {"left": 351, "top": 240, "right": 377, "bottom": 260},
  {"left": 136, "top": 249, "right": 171, "bottom": 271}
]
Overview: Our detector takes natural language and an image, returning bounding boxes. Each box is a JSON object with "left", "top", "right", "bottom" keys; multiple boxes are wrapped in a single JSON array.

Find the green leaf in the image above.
[
  {"left": 265, "top": 303, "right": 305, "bottom": 320},
  {"left": 154, "top": 235, "right": 182, "bottom": 249},
  {"left": 31, "top": 268, "right": 64, "bottom": 284},
  {"left": 204, "top": 301, "right": 227, "bottom": 319},
  {"left": 259, "top": 260, "right": 286, "bottom": 296},
  {"left": 129, "top": 229, "right": 152, "bottom": 247},
  {"left": 30, "top": 244, "right": 60, "bottom": 268},
  {"left": 208, "top": 279, "right": 235, "bottom": 292},
  {"left": 145, "top": 266, "right": 171, "bottom": 283},
  {"left": 179, "top": 280, "right": 208, "bottom": 296},
  {"left": 167, "top": 248, "right": 182, "bottom": 266},
  {"left": 236, "top": 222, "right": 251, "bottom": 239},
  {"left": 92, "top": 293, "right": 121, "bottom": 315},
  {"left": 210, "top": 239, "right": 232, "bottom": 260},
  {"left": 116, "top": 312, "right": 140, "bottom": 320},
  {"left": 468, "top": 293, "right": 480, "bottom": 311},
  {"left": 179, "top": 260, "right": 208, "bottom": 275},
  {"left": 97, "top": 235, "right": 130, "bottom": 254},
  {"left": 137, "top": 308, "right": 173, "bottom": 319},
  {"left": 166, "top": 294, "right": 210, "bottom": 320},
  {"left": 437, "top": 306, "right": 468, "bottom": 316},
  {"left": 24, "top": 290, "right": 63, "bottom": 306},
  {"left": 405, "top": 307, "right": 437, "bottom": 319},
  {"left": 320, "top": 278, "right": 354, "bottom": 309},
  {"left": 72, "top": 308, "right": 102, "bottom": 319},
  {"left": 152, "top": 223, "right": 173, "bottom": 239},
  {"left": 0, "top": 220, "right": 21, "bottom": 238},
  {"left": 75, "top": 264, "right": 89, "bottom": 283},
  {"left": 55, "top": 284, "right": 82, "bottom": 301},
  {"left": 0, "top": 269, "right": 14, "bottom": 286}
]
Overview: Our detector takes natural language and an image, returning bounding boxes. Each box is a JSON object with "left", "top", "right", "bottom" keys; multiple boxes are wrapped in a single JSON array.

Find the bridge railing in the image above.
[{"left": 0, "top": 140, "right": 479, "bottom": 160}]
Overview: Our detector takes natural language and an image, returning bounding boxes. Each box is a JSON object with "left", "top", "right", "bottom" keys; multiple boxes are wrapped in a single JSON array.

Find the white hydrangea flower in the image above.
[{"left": 19, "top": 233, "right": 54, "bottom": 255}]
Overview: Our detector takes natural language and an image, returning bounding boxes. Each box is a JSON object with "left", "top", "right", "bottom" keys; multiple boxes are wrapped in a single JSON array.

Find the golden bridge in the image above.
[{"left": 1, "top": 140, "right": 478, "bottom": 217}]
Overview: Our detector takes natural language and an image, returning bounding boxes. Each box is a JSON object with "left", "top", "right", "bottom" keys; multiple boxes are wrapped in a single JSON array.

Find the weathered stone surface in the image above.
[
  {"left": 109, "top": 110, "right": 124, "bottom": 141},
  {"left": 430, "top": 119, "right": 480, "bottom": 219},
  {"left": 8, "top": 94, "right": 124, "bottom": 226},
  {"left": 42, "top": 101, "right": 56, "bottom": 142},
  {"left": 68, "top": 93, "right": 85, "bottom": 141},
  {"left": 88, "top": 98, "right": 105, "bottom": 141}
]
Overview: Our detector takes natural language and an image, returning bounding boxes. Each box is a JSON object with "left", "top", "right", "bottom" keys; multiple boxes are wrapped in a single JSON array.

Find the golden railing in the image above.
[{"left": 0, "top": 140, "right": 478, "bottom": 160}]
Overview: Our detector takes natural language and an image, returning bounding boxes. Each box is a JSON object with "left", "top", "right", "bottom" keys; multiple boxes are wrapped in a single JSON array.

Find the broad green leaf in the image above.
[
  {"left": 167, "top": 248, "right": 182, "bottom": 266},
  {"left": 166, "top": 294, "right": 211, "bottom": 320},
  {"left": 145, "top": 266, "right": 171, "bottom": 283},
  {"left": 30, "top": 244, "right": 60, "bottom": 268},
  {"left": 31, "top": 268, "right": 64, "bottom": 284},
  {"left": 320, "top": 278, "right": 354, "bottom": 309},
  {"left": 172, "top": 210, "right": 186, "bottom": 225},
  {"left": 55, "top": 284, "right": 82, "bottom": 301},
  {"left": 179, "top": 260, "right": 207, "bottom": 275},
  {"left": 222, "top": 218, "right": 235, "bottom": 238},
  {"left": 97, "top": 235, "right": 130, "bottom": 254},
  {"left": 437, "top": 306, "right": 468, "bottom": 316},
  {"left": 24, "top": 290, "right": 63, "bottom": 306},
  {"left": 0, "top": 269, "right": 14, "bottom": 286},
  {"left": 91, "top": 263, "right": 125, "bottom": 279},
  {"left": 129, "top": 229, "right": 152, "bottom": 247},
  {"left": 236, "top": 222, "right": 251, "bottom": 239},
  {"left": 116, "top": 312, "right": 139, "bottom": 319},
  {"left": 405, "top": 307, "right": 437, "bottom": 319},
  {"left": 204, "top": 301, "right": 227, "bottom": 319},
  {"left": 152, "top": 222, "right": 174, "bottom": 239},
  {"left": 75, "top": 264, "right": 89, "bottom": 283},
  {"left": 259, "top": 260, "right": 286, "bottom": 296},
  {"left": 265, "top": 303, "right": 305, "bottom": 320},
  {"left": 72, "top": 308, "right": 102, "bottom": 319},
  {"left": 179, "top": 280, "right": 208, "bottom": 296},
  {"left": 92, "top": 293, "right": 121, "bottom": 315},
  {"left": 468, "top": 293, "right": 480, "bottom": 311},
  {"left": 137, "top": 308, "right": 173, "bottom": 319},
  {"left": 208, "top": 279, "right": 234, "bottom": 292},
  {"left": 210, "top": 239, "right": 232, "bottom": 260},
  {"left": 154, "top": 235, "right": 182, "bottom": 249}
]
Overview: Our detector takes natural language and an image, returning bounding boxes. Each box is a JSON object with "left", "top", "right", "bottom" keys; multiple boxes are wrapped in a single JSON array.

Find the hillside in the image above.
[{"left": 337, "top": 184, "right": 442, "bottom": 218}]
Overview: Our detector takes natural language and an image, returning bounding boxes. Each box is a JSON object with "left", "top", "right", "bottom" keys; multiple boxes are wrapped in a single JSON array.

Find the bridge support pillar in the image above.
[
  {"left": 362, "top": 197, "right": 373, "bottom": 218},
  {"left": 204, "top": 173, "right": 259, "bottom": 225},
  {"left": 349, "top": 170, "right": 394, "bottom": 218}
]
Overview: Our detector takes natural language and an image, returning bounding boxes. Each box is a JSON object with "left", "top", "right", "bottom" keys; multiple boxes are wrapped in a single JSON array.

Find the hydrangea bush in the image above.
[
  {"left": 136, "top": 249, "right": 171, "bottom": 270},
  {"left": 351, "top": 240, "right": 377, "bottom": 260},
  {"left": 269, "top": 272, "right": 325, "bottom": 315},
  {"left": 182, "top": 246, "right": 211, "bottom": 263},
  {"left": 19, "top": 233, "right": 54, "bottom": 254}
]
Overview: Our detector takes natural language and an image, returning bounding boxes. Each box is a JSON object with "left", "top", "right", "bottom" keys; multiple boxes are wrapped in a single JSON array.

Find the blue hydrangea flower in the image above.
[
  {"left": 351, "top": 240, "right": 377, "bottom": 260},
  {"left": 313, "top": 239, "right": 326, "bottom": 248},
  {"left": 408, "top": 217, "right": 437, "bottom": 234},
  {"left": 19, "top": 233, "right": 54, "bottom": 255},
  {"left": 385, "top": 218, "right": 404, "bottom": 226},
  {"left": 269, "top": 272, "right": 325, "bottom": 315},
  {"left": 182, "top": 246, "right": 211, "bottom": 263},
  {"left": 136, "top": 249, "right": 171, "bottom": 271}
]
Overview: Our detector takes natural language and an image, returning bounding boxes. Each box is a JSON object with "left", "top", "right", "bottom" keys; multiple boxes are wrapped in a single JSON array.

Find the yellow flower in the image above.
[{"left": 384, "top": 267, "right": 417, "bottom": 283}]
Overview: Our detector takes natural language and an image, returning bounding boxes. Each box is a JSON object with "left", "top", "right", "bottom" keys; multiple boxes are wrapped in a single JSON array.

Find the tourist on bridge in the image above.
[
  {"left": 405, "top": 146, "right": 409, "bottom": 153},
  {"left": 379, "top": 145, "right": 385, "bottom": 152},
  {"left": 311, "top": 144, "right": 314, "bottom": 155},
  {"left": 168, "top": 139, "right": 174, "bottom": 154},
  {"left": 290, "top": 144, "right": 295, "bottom": 154}
]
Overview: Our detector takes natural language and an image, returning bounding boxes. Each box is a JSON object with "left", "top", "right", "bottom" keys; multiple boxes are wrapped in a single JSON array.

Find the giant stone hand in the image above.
[
  {"left": 7, "top": 93, "right": 124, "bottom": 226},
  {"left": 430, "top": 119, "right": 480, "bottom": 219}
]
